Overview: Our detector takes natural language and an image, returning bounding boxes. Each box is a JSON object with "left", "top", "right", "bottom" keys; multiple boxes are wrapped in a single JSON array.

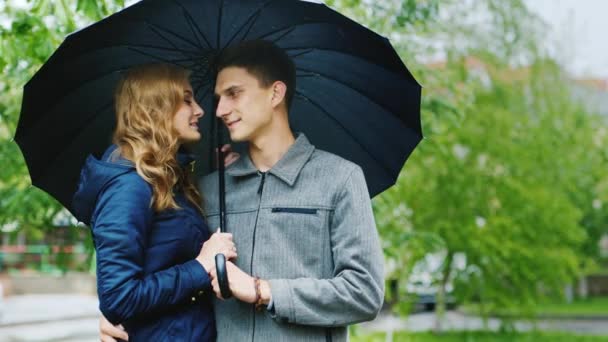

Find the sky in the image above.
[{"left": 525, "top": 0, "right": 608, "bottom": 78}]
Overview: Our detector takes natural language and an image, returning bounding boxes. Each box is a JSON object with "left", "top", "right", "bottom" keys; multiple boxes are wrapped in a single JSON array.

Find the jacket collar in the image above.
[
  {"left": 227, "top": 133, "right": 315, "bottom": 186},
  {"left": 103, "top": 144, "right": 195, "bottom": 168}
]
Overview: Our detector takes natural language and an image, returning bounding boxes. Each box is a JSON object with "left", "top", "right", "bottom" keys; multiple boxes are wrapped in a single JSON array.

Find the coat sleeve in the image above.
[
  {"left": 92, "top": 173, "right": 211, "bottom": 324},
  {"left": 268, "top": 165, "right": 385, "bottom": 327}
]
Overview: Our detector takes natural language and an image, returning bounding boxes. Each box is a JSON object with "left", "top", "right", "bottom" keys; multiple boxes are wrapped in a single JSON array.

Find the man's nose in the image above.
[{"left": 216, "top": 97, "right": 230, "bottom": 118}]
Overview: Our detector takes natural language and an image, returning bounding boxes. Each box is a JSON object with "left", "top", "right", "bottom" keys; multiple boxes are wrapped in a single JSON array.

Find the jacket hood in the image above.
[
  {"left": 71, "top": 145, "right": 135, "bottom": 225},
  {"left": 71, "top": 145, "right": 195, "bottom": 225},
  {"left": 72, "top": 145, "right": 194, "bottom": 225}
]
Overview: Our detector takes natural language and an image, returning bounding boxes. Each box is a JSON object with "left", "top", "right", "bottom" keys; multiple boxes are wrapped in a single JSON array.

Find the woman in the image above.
[{"left": 72, "top": 63, "right": 235, "bottom": 341}]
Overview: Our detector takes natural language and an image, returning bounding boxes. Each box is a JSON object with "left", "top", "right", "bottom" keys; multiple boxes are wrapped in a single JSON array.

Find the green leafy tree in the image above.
[
  {"left": 328, "top": 0, "right": 608, "bottom": 330},
  {"left": 0, "top": 0, "right": 126, "bottom": 270}
]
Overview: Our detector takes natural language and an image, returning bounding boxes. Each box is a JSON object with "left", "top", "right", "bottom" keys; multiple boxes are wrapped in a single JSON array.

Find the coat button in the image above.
[
  {"left": 198, "top": 290, "right": 204, "bottom": 296},
  {"left": 191, "top": 296, "right": 196, "bottom": 302}
]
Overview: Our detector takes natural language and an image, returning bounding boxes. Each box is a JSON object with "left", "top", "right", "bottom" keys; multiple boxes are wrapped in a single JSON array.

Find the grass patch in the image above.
[
  {"left": 535, "top": 297, "right": 608, "bottom": 316},
  {"left": 462, "top": 296, "right": 608, "bottom": 318},
  {"left": 352, "top": 330, "right": 608, "bottom": 342}
]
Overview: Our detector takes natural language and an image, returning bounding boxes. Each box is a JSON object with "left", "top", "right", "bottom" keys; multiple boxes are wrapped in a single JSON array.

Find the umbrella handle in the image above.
[
  {"left": 215, "top": 254, "right": 232, "bottom": 298},
  {"left": 215, "top": 118, "right": 231, "bottom": 298}
]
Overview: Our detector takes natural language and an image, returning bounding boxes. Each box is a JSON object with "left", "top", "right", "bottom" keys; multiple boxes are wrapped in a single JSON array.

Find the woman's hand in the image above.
[
  {"left": 216, "top": 144, "right": 240, "bottom": 168},
  {"left": 99, "top": 315, "right": 128, "bottom": 342},
  {"left": 196, "top": 228, "right": 237, "bottom": 272}
]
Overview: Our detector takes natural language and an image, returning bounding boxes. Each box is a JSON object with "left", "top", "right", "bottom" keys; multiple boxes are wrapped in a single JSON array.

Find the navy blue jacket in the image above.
[{"left": 72, "top": 145, "right": 215, "bottom": 341}]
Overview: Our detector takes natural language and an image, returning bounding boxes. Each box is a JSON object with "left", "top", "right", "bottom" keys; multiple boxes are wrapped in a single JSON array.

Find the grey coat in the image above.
[{"left": 200, "top": 134, "right": 384, "bottom": 342}]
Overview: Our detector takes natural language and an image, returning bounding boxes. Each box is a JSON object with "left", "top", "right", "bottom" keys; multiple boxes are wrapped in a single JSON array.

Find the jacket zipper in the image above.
[
  {"left": 251, "top": 171, "right": 266, "bottom": 342},
  {"left": 257, "top": 171, "right": 266, "bottom": 195}
]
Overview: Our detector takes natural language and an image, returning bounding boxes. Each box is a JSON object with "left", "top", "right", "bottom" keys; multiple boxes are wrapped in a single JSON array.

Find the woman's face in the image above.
[{"left": 174, "top": 85, "right": 204, "bottom": 144}]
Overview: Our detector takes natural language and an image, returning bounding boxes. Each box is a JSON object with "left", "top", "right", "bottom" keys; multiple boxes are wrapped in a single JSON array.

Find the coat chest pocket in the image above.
[
  {"left": 271, "top": 207, "right": 318, "bottom": 214},
  {"left": 262, "top": 207, "right": 328, "bottom": 278},
  {"left": 269, "top": 207, "right": 323, "bottom": 231}
]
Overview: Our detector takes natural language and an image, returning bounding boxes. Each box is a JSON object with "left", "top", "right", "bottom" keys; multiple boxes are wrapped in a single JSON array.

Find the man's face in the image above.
[{"left": 214, "top": 66, "right": 274, "bottom": 142}]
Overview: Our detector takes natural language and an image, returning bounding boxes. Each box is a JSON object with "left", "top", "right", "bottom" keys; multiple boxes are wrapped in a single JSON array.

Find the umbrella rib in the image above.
[
  {"left": 26, "top": 46, "right": 200, "bottom": 123},
  {"left": 223, "top": 0, "right": 278, "bottom": 47},
  {"left": 191, "top": 69, "right": 214, "bottom": 101},
  {"left": 268, "top": 27, "right": 297, "bottom": 46},
  {"left": 33, "top": 100, "right": 114, "bottom": 182},
  {"left": 27, "top": 42, "right": 206, "bottom": 135},
  {"left": 30, "top": 46, "right": 208, "bottom": 134},
  {"left": 287, "top": 47, "right": 415, "bottom": 84},
  {"left": 289, "top": 48, "right": 314, "bottom": 59},
  {"left": 191, "top": 66, "right": 212, "bottom": 82},
  {"left": 127, "top": 47, "right": 196, "bottom": 67},
  {"left": 293, "top": 90, "right": 396, "bottom": 180},
  {"left": 137, "top": 55, "right": 201, "bottom": 64},
  {"left": 253, "top": 20, "right": 342, "bottom": 42},
  {"left": 46, "top": 42, "right": 201, "bottom": 68},
  {"left": 23, "top": 68, "right": 130, "bottom": 135},
  {"left": 145, "top": 20, "right": 200, "bottom": 52},
  {"left": 171, "top": 0, "right": 212, "bottom": 49},
  {"left": 194, "top": 81, "right": 213, "bottom": 100},
  {"left": 124, "top": 43, "right": 200, "bottom": 55},
  {"left": 296, "top": 66, "right": 419, "bottom": 132},
  {"left": 252, "top": 24, "right": 408, "bottom": 77},
  {"left": 224, "top": 8, "right": 261, "bottom": 47},
  {"left": 217, "top": 0, "right": 224, "bottom": 49}
]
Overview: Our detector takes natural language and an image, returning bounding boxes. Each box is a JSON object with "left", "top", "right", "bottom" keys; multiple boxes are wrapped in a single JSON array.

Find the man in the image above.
[{"left": 101, "top": 39, "right": 384, "bottom": 342}]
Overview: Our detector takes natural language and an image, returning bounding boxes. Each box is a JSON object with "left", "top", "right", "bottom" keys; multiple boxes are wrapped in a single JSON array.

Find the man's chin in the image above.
[{"left": 228, "top": 132, "right": 247, "bottom": 142}]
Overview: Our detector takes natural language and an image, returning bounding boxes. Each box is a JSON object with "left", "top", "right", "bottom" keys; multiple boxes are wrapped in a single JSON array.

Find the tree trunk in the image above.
[
  {"left": 577, "top": 276, "right": 589, "bottom": 299},
  {"left": 434, "top": 252, "right": 453, "bottom": 333},
  {"left": 434, "top": 281, "right": 446, "bottom": 332},
  {"left": 564, "top": 283, "right": 574, "bottom": 303}
]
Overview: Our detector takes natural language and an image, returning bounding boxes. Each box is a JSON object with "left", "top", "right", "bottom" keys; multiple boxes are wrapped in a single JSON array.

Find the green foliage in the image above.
[
  {"left": 352, "top": 330, "right": 608, "bottom": 342},
  {"left": 0, "top": 0, "right": 126, "bottom": 269},
  {"left": 327, "top": 0, "right": 608, "bottom": 324},
  {"left": 1, "top": 0, "right": 607, "bottom": 323}
]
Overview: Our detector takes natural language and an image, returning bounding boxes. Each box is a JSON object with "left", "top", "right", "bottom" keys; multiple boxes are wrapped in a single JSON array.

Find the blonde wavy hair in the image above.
[{"left": 112, "top": 63, "right": 203, "bottom": 214}]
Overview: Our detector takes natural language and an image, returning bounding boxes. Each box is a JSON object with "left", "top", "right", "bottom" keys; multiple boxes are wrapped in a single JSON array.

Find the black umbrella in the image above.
[
  {"left": 17, "top": 0, "right": 421, "bottom": 208},
  {"left": 17, "top": 0, "right": 422, "bottom": 298}
]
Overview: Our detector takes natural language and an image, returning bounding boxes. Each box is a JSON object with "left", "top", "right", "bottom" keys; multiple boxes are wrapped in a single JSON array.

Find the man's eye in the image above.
[{"left": 185, "top": 99, "right": 192, "bottom": 104}]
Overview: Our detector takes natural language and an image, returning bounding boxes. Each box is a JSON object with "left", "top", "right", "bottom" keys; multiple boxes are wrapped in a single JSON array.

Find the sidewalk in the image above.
[
  {"left": 0, "top": 294, "right": 100, "bottom": 341},
  {"left": 0, "top": 294, "right": 99, "bottom": 326},
  {"left": 358, "top": 309, "right": 608, "bottom": 336},
  {"left": 2, "top": 295, "right": 607, "bottom": 341}
]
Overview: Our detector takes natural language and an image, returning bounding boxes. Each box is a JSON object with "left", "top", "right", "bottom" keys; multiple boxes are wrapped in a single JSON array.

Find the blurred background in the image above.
[{"left": 1, "top": 0, "right": 607, "bottom": 341}]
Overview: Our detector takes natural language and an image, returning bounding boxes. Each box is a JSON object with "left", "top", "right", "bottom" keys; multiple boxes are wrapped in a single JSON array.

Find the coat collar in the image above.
[
  {"left": 226, "top": 133, "right": 315, "bottom": 186},
  {"left": 103, "top": 144, "right": 195, "bottom": 168}
]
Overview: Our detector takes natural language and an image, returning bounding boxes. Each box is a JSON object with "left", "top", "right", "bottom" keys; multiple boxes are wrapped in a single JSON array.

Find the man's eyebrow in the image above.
[{"left": 217, "top": 85, "right": 242, "bottom": 95}]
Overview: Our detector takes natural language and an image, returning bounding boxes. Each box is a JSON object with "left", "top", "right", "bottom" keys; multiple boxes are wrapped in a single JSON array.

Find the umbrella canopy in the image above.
[{"left": 16, "top": 0, "right": 422, "bottom": 213}]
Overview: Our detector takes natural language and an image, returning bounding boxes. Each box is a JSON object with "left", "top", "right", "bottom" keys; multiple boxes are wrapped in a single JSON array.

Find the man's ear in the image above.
[{"left": 270, "top": 81, "right": 287, "bottom": 109}]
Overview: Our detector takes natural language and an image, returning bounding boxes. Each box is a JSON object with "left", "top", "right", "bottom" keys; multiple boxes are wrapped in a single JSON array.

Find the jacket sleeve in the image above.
[
  {"left": 268, "top": 165, "right": 385, "bottom": 327},
  {"left": 91, "top": 173, "right": 211, "bottom": 324}
]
